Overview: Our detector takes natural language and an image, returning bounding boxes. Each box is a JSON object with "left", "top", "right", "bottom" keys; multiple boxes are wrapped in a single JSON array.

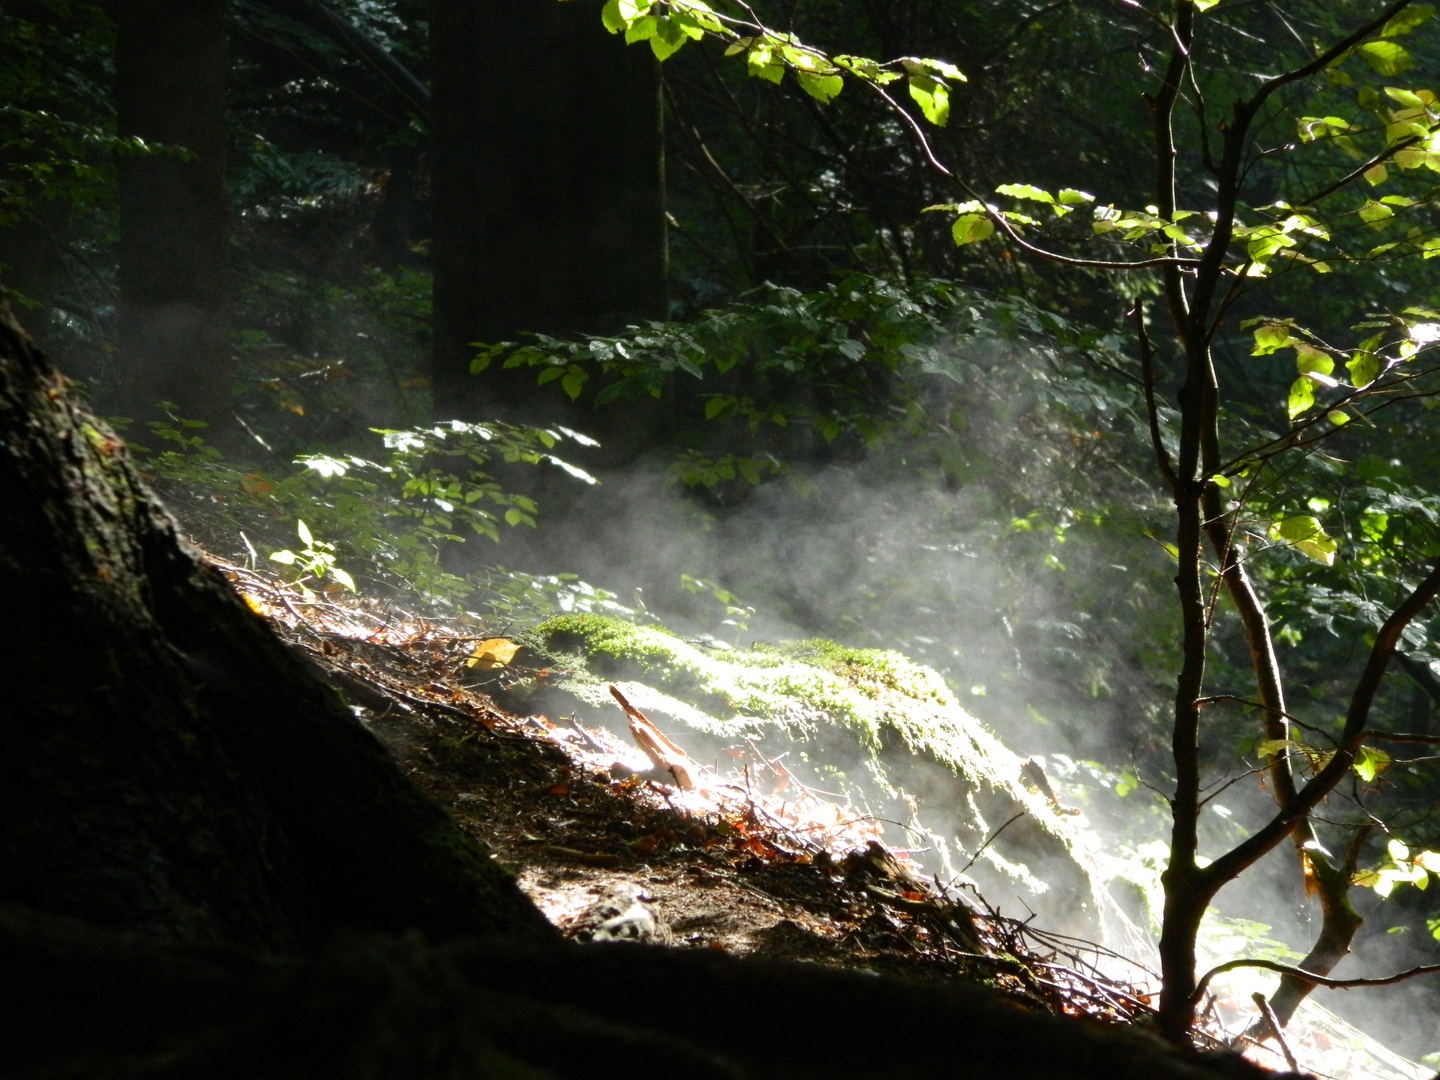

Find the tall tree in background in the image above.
[
  {"left": 113, "top": 0, "right": 230, "bottom": 431},
  {"left": 430, "top": 0, "right": 666, "bottom": 429}
]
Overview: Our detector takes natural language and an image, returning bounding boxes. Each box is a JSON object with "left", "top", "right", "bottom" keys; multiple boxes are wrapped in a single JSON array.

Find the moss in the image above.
[
  {"left": 530, "top": 614, "right": 1018, "bottom": 791},
  {"left": 525, "top": 613, "right": 1106, "bottom": 939}
]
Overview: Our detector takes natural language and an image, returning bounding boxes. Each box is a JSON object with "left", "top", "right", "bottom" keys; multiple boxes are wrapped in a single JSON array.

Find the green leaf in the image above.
[
  {"left": 796, "top": 70, "right": 843, "bottom": 103},
  {"left": 1382, "top": 4, "right": 1434, "bottom": 37},
  {"left": 1384, "top": 86, "right": 1429, "bottom": 109},
  {"left": 297, "top": 519, "right": 313, "bottom": 547},
  {"left": 650, "top": 21, "right": 689, "bottom": 60},
  {"left": 1327, "top": 409, "right": 1350, "bottom": 425},
  {"left": 746, "top": 46, "right": 784, "bottom": 83},
  {"left": 1348, "top": 347, "right": 1381, "bottom": 388},
  {"left": 907, "top": 74, "right": 950, "bottom": 125},
  {"left": 1288, "top": 376, "right": 1316, "bottom": 418},
  {"left": 996, "top": 183, "right": 1054, "bottom": 204},
  {"left": 1389, "top": 837, "right": 1410, "bottom": 861},
  {"left": 1247, "top": 226, "right": 1296, "bottom": 264},
  {"left": 1250, "top": 322, "right": 1293, "bottom": 355},
  {"left": 1294, "top": 342, "right": 1334, "bottom": 380},
  {"left": 951, "top": 213, "right": 994, "bottom": 246},
  {"left": 1358, "top": 40, "right": 1415, "bottom": 76},
  {"left": 624, "top": 15, "right": 657, "bottom": 42},
  {"left": 269, "top": 549, "right": 298, "bottom": 565},
  {"left": 1353, "top": 744, "right": 1389, "bottom": 783},
  {"left": 1358, "top": 199, "right": 1396, "bottom": 229},
  {"left": 329, "top": 566, "right": 356, "bottom": 592},
  {"left": 561, "top": 366, "right": 587, "bottom": 400},
  {"left": 1269, "top": 516, "right": 1339, "bottom": 565},
  {"left": 1190, "top": 0, "right": 1221, "bottom": 9},
  {"left": 505, "top": 507, "right": 525, "bottom": 527},
  {"left": 601, "top": 0, "right": 627, "bottom": 33},
  {"left": 1365, "top": 163, "right": 1389, "bottom": 185}
]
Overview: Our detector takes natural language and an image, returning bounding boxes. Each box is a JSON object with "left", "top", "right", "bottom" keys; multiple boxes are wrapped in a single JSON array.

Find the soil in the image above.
[{"left": 231, "top": 563, "right": 1157, "bottom": 1026}]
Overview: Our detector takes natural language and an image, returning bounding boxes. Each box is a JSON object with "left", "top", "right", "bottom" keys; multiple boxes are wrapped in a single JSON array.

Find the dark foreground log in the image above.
[
  {"left": 1, "top": 902, "right": 1288, "bottom": 1080},
  {"left": 0, "top": 306, "right": 1289, "bottom": 1079}
]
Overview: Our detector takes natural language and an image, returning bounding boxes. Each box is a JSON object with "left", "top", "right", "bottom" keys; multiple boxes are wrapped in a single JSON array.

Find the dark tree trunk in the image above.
[
  {"left": 430, "top": 0, "right": 667, "bottom": 430},
  {"left": 0, "top": 302, "right": 552, "bottom": 950},
  {"left": 112, "top": 0, "right": 232, "bottom": 433}
]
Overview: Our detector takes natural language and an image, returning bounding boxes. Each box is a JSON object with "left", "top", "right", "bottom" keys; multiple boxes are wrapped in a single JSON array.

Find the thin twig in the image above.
[
  {"left": 1251, "top": 992, "right": 1300, "bottom": 1072},
  {"left": 952, "top": 812, "right": 1028, "bottom": 881}
]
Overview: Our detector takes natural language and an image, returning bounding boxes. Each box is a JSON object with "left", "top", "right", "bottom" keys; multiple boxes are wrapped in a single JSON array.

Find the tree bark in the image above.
[
  {"left": 430, "top": 0, "right": 667, "bottom": 428},
  {"left": 0, "top": 301, "right": 552, "bottom": 950},
  {"left": 113, "top": 0, "right": 232, "bottom": 433}
]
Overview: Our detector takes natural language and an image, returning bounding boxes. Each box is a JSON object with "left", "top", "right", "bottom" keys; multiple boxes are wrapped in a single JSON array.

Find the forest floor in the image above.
[{"left": 217, "top": 557, "right": 1435, "bottom": 1080}]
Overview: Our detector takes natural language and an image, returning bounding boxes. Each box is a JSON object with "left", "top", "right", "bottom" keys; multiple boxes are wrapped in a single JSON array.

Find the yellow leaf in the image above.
[{"left": 467, "top": 637, "right": 521, "bottom": 670}]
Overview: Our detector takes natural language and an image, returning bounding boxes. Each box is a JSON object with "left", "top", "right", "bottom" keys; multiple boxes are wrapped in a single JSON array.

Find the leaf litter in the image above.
[{"left": 214, "top": 554, "right": 1437, "bottom": 1080}]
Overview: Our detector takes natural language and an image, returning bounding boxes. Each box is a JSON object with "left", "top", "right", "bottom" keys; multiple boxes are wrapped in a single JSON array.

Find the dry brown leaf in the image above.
[{"left": 467, "top": 637, "right": 521, "bottom": 670}]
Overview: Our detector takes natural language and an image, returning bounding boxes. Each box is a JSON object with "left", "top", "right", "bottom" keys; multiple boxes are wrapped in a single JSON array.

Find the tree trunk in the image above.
[
  {"left": 430, "top": 0, "right": 667, "bottom": 431},
  {"left": 0, "top": 301, "right": 552, "bottom": 950},
  {"left": 113, "top": 0, "right": 232, "bottom": 433}
]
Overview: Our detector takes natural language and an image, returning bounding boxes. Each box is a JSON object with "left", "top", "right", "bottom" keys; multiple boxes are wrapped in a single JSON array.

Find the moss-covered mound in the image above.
[{"left": 508, "top": 614, "right": 1103, "bottom": 937}]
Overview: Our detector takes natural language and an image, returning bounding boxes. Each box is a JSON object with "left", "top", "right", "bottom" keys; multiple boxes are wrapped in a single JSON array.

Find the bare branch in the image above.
[
  {"left": 1192, "top": 957, "right": 1440, "bottom": 1011},
  {"left": 861, "top": 80, "right": 1202, "bottom": 271}
]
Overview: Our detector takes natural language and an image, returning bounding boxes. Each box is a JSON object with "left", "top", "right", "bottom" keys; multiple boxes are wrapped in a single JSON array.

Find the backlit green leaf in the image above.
[
  {"left": 997, "top": 183, "right": 1054, "bottom": 203},
  {"left": 796, "top": 70, "right": 843, "bottom": 103},
  {"left": 1358, "top": 199, "right": 1396, "bottom": 229},
  {"left": 951, "top": 213, "right": 994, "bottom": 246},
  {"left": 1382, "top": 4, "right": 1434, "bottom": 37},
  {"left": 1268, "top": 515, "right": 1339, "bottom": 564},
  {"left": 1251, "top": 322, "right": 1293, "bottom": 355},
  {"left": 908, "top": 74, "right": 949, "bottom": 125},
  {"left": 1358, "top": 40, "right": 1415, "bottom": 76},
  {"left": 1287, "top": 377, "right": 1315, "bottom": 418},
  {"left": 1348, "top": 347, "right": 1381, "bottom": 387}
]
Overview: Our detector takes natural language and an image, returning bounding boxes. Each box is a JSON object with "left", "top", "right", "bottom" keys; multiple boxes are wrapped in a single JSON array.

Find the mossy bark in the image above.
[{"left": 0, "top": 303, "right": 553, "bottom": 951}]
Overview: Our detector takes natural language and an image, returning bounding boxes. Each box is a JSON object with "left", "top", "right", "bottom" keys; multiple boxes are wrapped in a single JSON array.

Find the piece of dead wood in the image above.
[{"left": 608, "top": 684, "right": 699, "bottom": 790}]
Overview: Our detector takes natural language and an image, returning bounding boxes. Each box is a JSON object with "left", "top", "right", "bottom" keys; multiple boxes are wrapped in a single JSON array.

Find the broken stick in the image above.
[{"left": 608, "top": 684, "right": 699, "bottom": 790}]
